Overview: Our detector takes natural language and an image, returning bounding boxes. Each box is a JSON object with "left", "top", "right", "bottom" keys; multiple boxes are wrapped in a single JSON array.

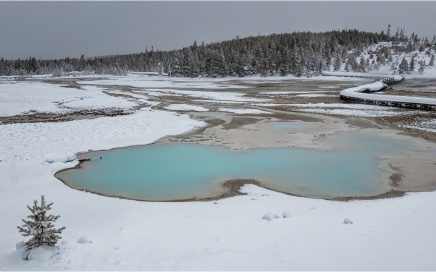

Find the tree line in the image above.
[{"left": 1, "top": 27, "right": 435, "bottom": 78}]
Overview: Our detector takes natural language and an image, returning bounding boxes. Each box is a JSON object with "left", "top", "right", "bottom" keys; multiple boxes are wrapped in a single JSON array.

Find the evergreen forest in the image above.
[{"left": 1, "top": 27, "right": 435, "bottom": 78}]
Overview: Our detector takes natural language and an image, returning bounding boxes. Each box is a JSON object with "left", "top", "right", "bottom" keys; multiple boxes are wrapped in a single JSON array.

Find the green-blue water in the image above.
[{"left": 57, "top": 131, "right": 411, "bottom": 201}]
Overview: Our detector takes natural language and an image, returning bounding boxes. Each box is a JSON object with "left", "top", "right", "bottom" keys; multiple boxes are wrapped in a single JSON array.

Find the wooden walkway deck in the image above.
[{"left": 338, "top": 76, "right": 436, "bottom": 111}]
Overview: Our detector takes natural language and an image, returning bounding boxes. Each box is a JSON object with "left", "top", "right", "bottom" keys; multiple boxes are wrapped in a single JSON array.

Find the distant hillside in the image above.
[{"left": 1, "top": 27, "right": 435, "bottom": 78}]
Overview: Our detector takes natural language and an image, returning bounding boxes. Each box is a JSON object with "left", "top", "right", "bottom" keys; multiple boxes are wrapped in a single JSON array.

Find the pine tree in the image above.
[
  {"left": 398, "top": 56, "right": 409, "bottom": 74},
  {"left": 429, "top": 54, "right": 435, "bottom": 67},
  {"left": 409, "top": 56, "right": 415, "bottom": 72},
  {"left": 333, "top": 56, "right": 341, "bottom": 71},
  {"left": 418, "top": 62, "right": 425, "bottom": 74},
  {"left": 17, "top": 196, "right": 66, "bottom": 254},
  {"left": 358, "top": 56, "right": 366, "bottom": 72}
]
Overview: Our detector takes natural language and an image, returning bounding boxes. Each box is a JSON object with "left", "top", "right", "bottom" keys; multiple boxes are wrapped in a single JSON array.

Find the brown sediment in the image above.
[
  {"left": 345, "top": 117, "right": 383, "bottom": 129},
  {"left": 223, "top": 117, "right": 260, "bottom": 129},
  {"left": 331, "top": 190, "right": 406, "bottom": 202},
  {"left": 0, "top": 109, "right": 132, "bottom": 125},
  {"left": 389, "top": 173, "right": 403, "bottom": 187}
]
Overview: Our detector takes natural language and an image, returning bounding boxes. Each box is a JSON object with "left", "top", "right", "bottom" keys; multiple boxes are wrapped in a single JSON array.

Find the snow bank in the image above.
[
  {"left": 45, "top": 153, "right": 77, "bottom": 164},
  {"left": 164, "top": 104, "right": 209, "bottom": 112},
  {"left": 0, "top": 109, "right": 204, "bottom": 166},
  {"left": 0, "top": 81, "right": 137, "bottom": 117}
]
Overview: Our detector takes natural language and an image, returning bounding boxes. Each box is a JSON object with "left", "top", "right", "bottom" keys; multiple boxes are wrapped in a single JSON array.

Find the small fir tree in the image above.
[
  {"left": 17, "top": 196, "right": 66, "bottom": 253},
  {"left": 344, "top": 61, "right": 349, "bottom": 72},
  {"left": 418, "top": 62, "right": 425, "bottom": 74},
  {"left": 429, "top": 55, "right": 435, "bottom": 67},
  {"left": 398, "top": 56, "right": 409, "bottom": 74},
  {"left": 333, "top": 56, "right": 341, "bottom": 71},
  {"left": 409, "top": 56, "right": 415, "bottom": 72}
]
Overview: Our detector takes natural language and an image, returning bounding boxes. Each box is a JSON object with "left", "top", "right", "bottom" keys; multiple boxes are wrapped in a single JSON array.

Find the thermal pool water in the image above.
[{"left": 56, "top": 130, "right": 412, "bottom": 201}]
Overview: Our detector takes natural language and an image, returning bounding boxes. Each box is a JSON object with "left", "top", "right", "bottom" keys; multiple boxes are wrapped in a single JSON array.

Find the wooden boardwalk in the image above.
[{"left": 338, "top": 76, "right": 436, "bottom": 111}]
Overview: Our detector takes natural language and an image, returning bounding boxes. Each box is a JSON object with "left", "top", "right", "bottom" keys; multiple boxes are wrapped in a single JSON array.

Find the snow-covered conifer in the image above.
[
  {"left": 429, "top": 55, "right": 435, "bottom": 67},
  {"left": 17, "top": 196, "right": 66, "bottom": 256},
  {"left": 333, "top": 56, "right": 341, "bottom": 71},
  {"left": 398, "top": 56, "right": 409, "bottom": 74},
  {"left": 409, "top": 56, "right": 415, "bottom": 72},
  {"left": 418, "top": 62, "right": 425, "bottom": 73},
  {"left": 344, "top": 61, "right": 349, "bottom": 72}
]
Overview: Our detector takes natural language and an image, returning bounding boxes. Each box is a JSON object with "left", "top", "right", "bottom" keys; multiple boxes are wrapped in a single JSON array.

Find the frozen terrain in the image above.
[
  {"left": 0, "top": 74, "right": 436, "bottom": 270},
  {"left": 0, "top": 82, "right": 137, "bottom": 116}
]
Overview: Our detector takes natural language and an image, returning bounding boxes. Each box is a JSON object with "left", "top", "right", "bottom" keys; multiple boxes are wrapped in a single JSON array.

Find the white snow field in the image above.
[
  {"left": 1, "top": 76, "right": 436, "bottom": 270},
  {"left": 0, "top": 81, "right": 137, "bottom": 117}
]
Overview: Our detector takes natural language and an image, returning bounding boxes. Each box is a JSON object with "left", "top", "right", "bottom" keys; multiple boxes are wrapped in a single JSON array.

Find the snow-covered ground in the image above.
[
  {"left": 285, "top": 102, "right": 408, "bottom": 117},
  {"left": 0, "top": 82, "right": 137, "bottom": 117},
  {"left": 1, "top": 76, "right": 436, "bottom": 270},
  {"left": 218, "top": 107, "right": 271, "bottom": 114},
  {"left": 295, "top": 93, "right": 336, "bottom": 98},
  {"left": 294, "top": 108, "right": 405, "bottom": 117},
  {"left": 164, "top": 104, "right": 209, "bottom": 112},
  {"left": 79, "top": 74, "right": 250, "bottom": 90}
]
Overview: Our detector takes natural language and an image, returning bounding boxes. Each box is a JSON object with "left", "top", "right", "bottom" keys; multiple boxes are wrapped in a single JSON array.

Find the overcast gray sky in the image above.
[{"left": 1, "top": 1, "right": 435, "bottom": 60}]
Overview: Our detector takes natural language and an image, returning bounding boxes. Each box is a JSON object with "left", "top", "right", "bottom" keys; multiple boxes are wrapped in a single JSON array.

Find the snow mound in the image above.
[
  {"left": 15, "top": 243, "right": 60, "bottom": 262},
  {"left": 282, "top": 211, "right": 292, "bottom": 218},
  {"left": 26, "top": 246, "right": 56, "bottom": 262},
  {"left": 14, "top": 241, "right": 27, "bottom": 259},
  {"left": 45, "top": 153, "right": 77, "bottom": 163},
  {"left": 343, "top": 218, "right": 353, "bottom": 224},
  {"left": 77, "top": 235, "right": 93, "bottom": 244},
  {"left": 262, "top": 212, "right": 280, "bottom": 221}
]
